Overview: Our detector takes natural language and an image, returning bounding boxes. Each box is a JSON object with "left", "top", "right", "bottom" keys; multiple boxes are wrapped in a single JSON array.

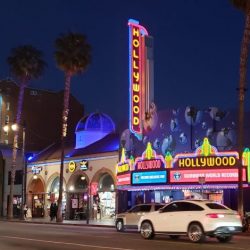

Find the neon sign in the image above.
[
  {"left": 134, "top": 142, "right": 166, "bottom": 171},
  {"left": 117, "top": 173, "right": 131, "bottom": 186},
  {"left": 128, "top": 19, "right": 148, "bottom": 139},
  {"left": 177, "top": 156, "right": 237, "bottom": 168},
  {"left": 170, "top": 168, "right": 247, "bottom": 183},
  {"left": 132, "top": 170, "right": 167, "bottom": 185},
  {"left": 174, "top": 137, "right": 239, "bottom": 168},
  {"left": 116, "top": 148, "right": 131, "bottom": 174}
]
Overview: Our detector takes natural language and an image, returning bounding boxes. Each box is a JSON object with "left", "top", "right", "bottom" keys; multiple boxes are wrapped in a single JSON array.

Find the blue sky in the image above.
[{"left": 0, "top": 0, "right": 247, "bottom": 123}]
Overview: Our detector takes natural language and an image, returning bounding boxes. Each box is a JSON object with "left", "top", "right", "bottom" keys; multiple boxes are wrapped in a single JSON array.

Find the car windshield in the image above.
[{"left": 205, "top": 203, "right": 229, "bottom": 210}]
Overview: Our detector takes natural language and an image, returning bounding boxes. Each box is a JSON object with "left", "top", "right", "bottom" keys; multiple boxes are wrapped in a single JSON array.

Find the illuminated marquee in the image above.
[
  {"left": 170, "top": 168, "right": 247, "bottom": 183},
  {"left": 116, "top": 148, "right": 131, "bottom": 175},
  {"left": 117, "top": 163, "right": 130, "bottom": 174},
  {"left": 128, "top": 19, "right": 148, "bottom": 139},
  {"left": 174, "top": 137, "right": 239, "bottom": 168},
  {"left": 176, "top": 156, "right": 237, "bottom": 168},
  {"left": 132, "top": 170, "right": 167, "bottom": 185},
  {"left": 117, "top": 173, "right": 131, "bottom": 186},
  {"left": 134, "top": 142, "right": 166, "bottom": 171}
]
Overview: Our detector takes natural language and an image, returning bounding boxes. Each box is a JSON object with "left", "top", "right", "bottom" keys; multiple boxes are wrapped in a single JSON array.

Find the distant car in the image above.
[
  {"left": 115, "top": 203, "right": 165, "bottom": 232},
  {"left": 138, "top": 200, "right": 242, "bottom": 243}
]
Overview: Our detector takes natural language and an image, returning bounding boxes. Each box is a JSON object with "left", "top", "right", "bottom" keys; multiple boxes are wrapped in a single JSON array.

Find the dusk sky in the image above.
[{"left": 0, "top": 0, "right": 248, "bottom": 123}]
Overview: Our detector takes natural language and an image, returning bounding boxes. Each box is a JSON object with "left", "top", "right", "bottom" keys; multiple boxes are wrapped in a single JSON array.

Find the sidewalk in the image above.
[{"left": 0, "top": 216, "right": 115, "bottom": 228}]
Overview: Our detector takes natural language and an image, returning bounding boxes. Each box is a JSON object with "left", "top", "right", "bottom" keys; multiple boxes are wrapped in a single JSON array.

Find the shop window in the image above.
[
  {"left": 51, "top": 177, "right": 60, "bottom": 193},
  {"left": 8, "top": 170, "right": 23, "bottom": 185}
]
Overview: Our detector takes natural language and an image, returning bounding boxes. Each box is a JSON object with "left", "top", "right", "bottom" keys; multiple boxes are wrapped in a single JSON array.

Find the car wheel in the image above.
[
  {"left": 140, "top": 221, "right": 154, "bottom": 239},
  {"left": 188, "top": 223, "right": 205, "bottom": 243},
  {"left": 216, "top": 235, "right": 232, "bottom": 243},
  {"left": 116, "top": 219, "right": 124, "bottom": 232}
]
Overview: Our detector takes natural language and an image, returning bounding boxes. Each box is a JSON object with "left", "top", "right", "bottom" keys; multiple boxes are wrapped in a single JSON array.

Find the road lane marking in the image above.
[{"left": 0, "top": 236, "right": 135, "bottom": 250}]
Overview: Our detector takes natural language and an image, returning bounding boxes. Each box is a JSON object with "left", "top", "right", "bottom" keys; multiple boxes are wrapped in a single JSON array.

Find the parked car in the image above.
[
  {"left": 138, "top": 200, "right": 242, "bottom": 243},
  {"left": 115, "top": 203, "right": 165, "bottom": 232}
]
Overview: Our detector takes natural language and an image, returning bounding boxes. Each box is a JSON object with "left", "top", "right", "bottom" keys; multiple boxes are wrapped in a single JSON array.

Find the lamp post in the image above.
[{"left": 3, "top": 123, "right": 26, "bottom": 220}]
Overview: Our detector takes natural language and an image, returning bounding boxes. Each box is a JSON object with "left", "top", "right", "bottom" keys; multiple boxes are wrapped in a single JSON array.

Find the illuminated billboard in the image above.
[
  {"left": 117, "top": 173, "right": 131, "bottom": 186},
  {"left": 132, "top": 170, "right": 167, "bottom": 185},
  {"left": 170, "top": 168, "right": 247, "bottom": 183}
]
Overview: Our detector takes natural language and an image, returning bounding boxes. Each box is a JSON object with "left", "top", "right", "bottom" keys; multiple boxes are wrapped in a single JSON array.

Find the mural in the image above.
[{"left": 121, "top": 106, "right": 240, "bottom": 158}]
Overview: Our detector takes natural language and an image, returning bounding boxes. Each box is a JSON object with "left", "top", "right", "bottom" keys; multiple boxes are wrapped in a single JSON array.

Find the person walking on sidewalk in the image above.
[
  {"left": 23, "top": 204, "right": 28, "bottom": 219},
  {"left": 50, "top": 202, "right": 57, "bottom": 221}
]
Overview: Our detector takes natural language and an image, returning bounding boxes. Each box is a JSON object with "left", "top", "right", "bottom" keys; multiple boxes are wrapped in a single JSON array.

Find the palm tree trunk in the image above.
[
  {"left": 238, "top": 4, "right": 250, "bottom": 218},
  {"left": 57, "top": 73, "right": 71, "bottom": 222},
  {"left": 7, "top": 83, "right": 25, "bottom": 219}
]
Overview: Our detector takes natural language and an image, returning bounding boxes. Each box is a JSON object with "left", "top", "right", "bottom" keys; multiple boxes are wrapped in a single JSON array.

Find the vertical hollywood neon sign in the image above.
[{"left": 128, "top": 19, "right": 148, "bottom": 139}]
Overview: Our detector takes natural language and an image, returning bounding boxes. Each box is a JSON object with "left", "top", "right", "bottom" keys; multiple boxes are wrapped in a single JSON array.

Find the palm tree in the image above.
[
  {"left": 54, "top": 32, "right": 91, "bottom": 222},
  {"left": 7, "top": 45, "right": 46, "bottom": 219},
  {"left": 231, "top": 0, "right": 250, "bottom": 217}
]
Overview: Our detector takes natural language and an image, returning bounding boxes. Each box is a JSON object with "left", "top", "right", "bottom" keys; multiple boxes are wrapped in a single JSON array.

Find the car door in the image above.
[
  {"left": 175, "top": 202, "right": 204, "bottom": 232},
  {"left": 126, "top": 205, "right": 151, "bottom": 227},
  {"left": 153, "top": 202, "right": 180, "bottom": 232}
]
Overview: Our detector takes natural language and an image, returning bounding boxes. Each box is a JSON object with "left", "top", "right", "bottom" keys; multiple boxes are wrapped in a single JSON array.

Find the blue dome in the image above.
[{"left": 75, "top": 112, "right": 115, "bottom": 133}]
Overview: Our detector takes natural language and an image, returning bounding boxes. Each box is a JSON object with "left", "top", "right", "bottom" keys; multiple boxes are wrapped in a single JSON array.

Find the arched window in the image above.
[
  {"left": 75, "top": 175, "right": 88, "bottom": 190},
  {"left": 50, "top": 177, "right": 60, "bottom": 193},
  {"left": 99, "top": 174, "right": 114, "bottom": 192}
]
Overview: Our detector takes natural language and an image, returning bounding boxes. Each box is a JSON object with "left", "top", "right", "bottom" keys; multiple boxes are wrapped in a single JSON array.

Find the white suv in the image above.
[
  {"left": 138, "top": 200, "right": 242, "bottom": 243},
  {"left": 115, "top": 203, "right": 165, "bottom": 232}
]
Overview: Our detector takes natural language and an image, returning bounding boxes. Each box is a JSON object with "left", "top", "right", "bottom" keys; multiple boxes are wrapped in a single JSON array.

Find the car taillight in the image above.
[{"left": 206, "top": 213, "right": 225, "bottom": 218}]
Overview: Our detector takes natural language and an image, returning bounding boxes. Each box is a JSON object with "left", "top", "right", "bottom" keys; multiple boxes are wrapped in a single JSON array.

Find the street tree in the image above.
[
  {"left": 231, "top": 0, "right": 250, "bottom": 217},
  {"left": 7, "top": 45, "right": 46, "bottom": 219},
  {"left": 54, "top": 32, "right": 91, "bottom": 222}
]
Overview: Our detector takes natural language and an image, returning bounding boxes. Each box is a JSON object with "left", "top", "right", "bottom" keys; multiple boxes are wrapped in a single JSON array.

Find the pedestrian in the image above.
[
  {"left": 23, "top": 204, "right": 28, "bottom": 219},
  {"left": 50, "top": 202, "right": 57, "bottom": 221}
]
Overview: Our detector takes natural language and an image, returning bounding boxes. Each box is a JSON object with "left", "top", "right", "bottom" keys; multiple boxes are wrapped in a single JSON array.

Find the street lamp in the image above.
[{"left": 3, "top": 123, "right": 26, "bottom": 220}]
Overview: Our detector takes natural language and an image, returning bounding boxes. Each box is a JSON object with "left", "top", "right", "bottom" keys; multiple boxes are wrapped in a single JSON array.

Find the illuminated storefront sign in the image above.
[
  {"left": 135, "top": 159, "right": 165, "bottom": 170},
  {"left": 128, "top": 19, "right": 148, "bottom": 139},
  {"left": 170, "top": 168, "right": 247, "bottom": 183},
  {"left": 80, "top": 160, "right": 88, "bottom": 171},
  {"left": 132, "top": 170, "right": 167, "bottom": 185},
  {"left": 176, "top": 156, "right": 238, "bottom": 168},
  {"left": 32, "top": 166, "right": 42, "bottom": 175},
  {"left": 117, "top": 173, "right": 131, "bottom": 186},
  {"left": 133, "top": 142, "right": 166, "bottom": 171},
  {"left": 68, "top": 161, "right": 76, "bottom": 173},
  {"left": 173, "top": 137, "right": 239, "bottom": 168},
  {"left": 117, "top": 163, "right": 130, "bottom": 174}
]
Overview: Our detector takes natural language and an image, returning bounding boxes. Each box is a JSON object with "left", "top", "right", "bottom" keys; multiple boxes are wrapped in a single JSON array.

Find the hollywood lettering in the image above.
[
  {"left": 117, "top": 163, "right": 130, "bottom": 174},
  {"left": 135, "top": 159, "right": 164, "bottom": 170},
  {"left": 131, "top": 26, "right": 141, "bottom": 133},
  {"left": 176, "top": 156, "right": 237, "bottom": 168}
]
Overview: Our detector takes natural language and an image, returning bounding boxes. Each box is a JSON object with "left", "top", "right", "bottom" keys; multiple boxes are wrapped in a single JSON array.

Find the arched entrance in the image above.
[
  {"left": 28, "top": 177, "right": 45, "bottom": 218},
  {"left": 67, "top": 172, "right": 89, "bottom": 220},
  {"left": 96, "top": 173, "right": 115, "bottom": 219}
]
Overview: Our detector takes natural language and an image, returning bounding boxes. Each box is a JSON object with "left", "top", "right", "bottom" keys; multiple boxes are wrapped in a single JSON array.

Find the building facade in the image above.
[
  {"left": 0, "top": 78, "right": 84, "bottom": 217},
  {"left": 0, "top": 79, "right": 84, "bottom": 152},
  {"left": 25, "top": 112, "right": 119, "bottom": 220}
]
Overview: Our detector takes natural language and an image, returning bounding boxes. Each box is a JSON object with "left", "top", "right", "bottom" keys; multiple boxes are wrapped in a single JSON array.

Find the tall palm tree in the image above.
[
  {"left": 7, "top": 45, "right": 46, "bottom": 219},
  {"left": 231, "top": 0, "right": 250, "bottom": 217},
  {"left": 54, "top": 32, "right": 91, "bottom": 222}
]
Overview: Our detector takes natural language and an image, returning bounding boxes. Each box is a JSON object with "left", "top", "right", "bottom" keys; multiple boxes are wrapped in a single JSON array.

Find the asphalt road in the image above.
[{"left": 0, "top": 221, "right": 250, "bottom": 250}]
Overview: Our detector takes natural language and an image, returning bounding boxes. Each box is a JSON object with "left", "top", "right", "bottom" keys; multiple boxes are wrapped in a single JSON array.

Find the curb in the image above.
[{"left": 0, "top": 219, "right": 115, "bottom": 228}]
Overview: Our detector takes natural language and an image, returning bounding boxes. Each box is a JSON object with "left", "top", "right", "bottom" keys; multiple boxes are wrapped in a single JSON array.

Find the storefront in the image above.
[
  {"left": 116, "top": 137, "right": 250, "bottom": 212},
  {"left": 26, "top": 112, "right": 119, "bottom": 220}
]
